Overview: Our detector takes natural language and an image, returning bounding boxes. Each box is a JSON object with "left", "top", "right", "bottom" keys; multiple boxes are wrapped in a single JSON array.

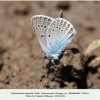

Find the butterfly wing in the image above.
[
  {"left": 31, "top": 15, "right": 54, "bottom": 53},
  {"left": 46, "top": 18, "right": 76, "bottom": 55}
]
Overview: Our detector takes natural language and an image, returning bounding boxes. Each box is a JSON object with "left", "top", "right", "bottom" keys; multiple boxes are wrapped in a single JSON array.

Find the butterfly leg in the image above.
[{"left": 40, "top": 58, "right": 44, "bottom": 81}]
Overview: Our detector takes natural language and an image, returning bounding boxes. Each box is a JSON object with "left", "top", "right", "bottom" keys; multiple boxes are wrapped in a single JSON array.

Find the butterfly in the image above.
[{"left": 31, "top": 11, "right": 76, "bottom": 65}]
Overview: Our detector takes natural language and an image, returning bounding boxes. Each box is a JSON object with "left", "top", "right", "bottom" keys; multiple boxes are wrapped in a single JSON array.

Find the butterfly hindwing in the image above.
[{"left": 46, "top": 18, "right": 76, "bottom": 54}]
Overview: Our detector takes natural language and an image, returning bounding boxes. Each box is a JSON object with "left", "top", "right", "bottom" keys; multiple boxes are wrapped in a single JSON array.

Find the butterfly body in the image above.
[{"left": 31, "top": 15, "right": 76, "bottom": 64}]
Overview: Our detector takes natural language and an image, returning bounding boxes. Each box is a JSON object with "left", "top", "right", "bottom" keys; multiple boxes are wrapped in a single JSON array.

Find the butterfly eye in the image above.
[
  {"left": 56, "top": 27, "right": 58, "bottom": 28},
  {"left": 36, "top": 27, "right": 37, "bottom": 29},
  {"left": 52, "top": 30, "right": 54, "bottom": 31}
]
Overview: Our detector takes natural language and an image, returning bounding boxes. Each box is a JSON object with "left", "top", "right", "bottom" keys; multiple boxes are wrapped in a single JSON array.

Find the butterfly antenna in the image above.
[
  {"left": 33, "top": 54, "right": 41, "bottom": 61},
  {"left": 59, "top": 10, "right": 63, "bottom": 18}
]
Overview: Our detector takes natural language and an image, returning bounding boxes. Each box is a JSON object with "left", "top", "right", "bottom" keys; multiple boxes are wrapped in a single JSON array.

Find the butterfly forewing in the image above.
[{"left": 31, "top": 15, "right": 54, "bottom": 53}]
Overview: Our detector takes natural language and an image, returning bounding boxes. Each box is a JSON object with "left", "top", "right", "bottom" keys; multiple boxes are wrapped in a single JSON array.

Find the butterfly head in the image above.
[{"left": 42, "top": 52, "right": 59, "bottom": 61}]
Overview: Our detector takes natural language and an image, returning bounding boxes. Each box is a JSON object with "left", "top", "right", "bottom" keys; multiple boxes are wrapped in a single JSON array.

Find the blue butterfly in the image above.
[{"left": 31, "top": 11, "right": 76, "bottom": 65}]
